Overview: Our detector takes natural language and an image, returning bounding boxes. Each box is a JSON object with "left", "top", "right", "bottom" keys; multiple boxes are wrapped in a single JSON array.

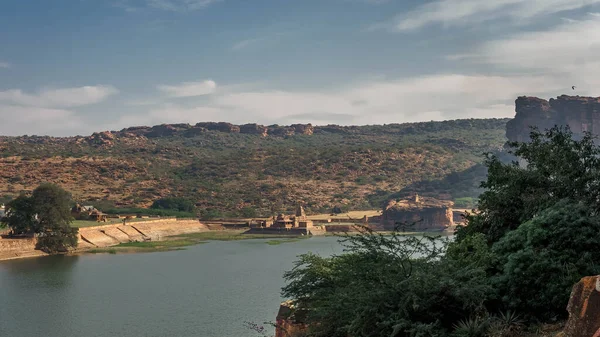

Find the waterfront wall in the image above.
[
  {"left": 0, "top": 219, "right": 210, "bottom": 260},
  {"left": 78, "top": 219, "right": 209, "bottom": 248}
]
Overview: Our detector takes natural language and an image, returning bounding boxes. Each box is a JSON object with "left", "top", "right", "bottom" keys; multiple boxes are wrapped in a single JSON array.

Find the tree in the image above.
[
  {"left": 282, "top": 227, "right": 491, "bottom": 337},
  {"left": 151, "top": 197, "right": 196, "bottom": 213},
  {"left": 456, "top": 126, "right": 600, "bottom": 244},
  {"left": 452, "top": 126, "right": 600, "bottom": 322},
  {"left": 32, "top": 183, "right": 78, "bottom": 253},
  {"left": 1, "top": 184, "right": 78, "bottom": 253},
  {"left": 1, "top": 195, "right": 37, "bottom": 235},
  {"left": 491, "top": 199, "right": 600, "bottom": 321}
]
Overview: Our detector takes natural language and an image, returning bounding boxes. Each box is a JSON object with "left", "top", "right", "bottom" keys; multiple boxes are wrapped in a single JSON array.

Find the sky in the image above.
[{"left": 1, "top": 0, "right": 600, "bottom": 136}]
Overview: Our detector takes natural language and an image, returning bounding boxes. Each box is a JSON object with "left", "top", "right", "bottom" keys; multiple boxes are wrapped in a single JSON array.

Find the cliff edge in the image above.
[{"left": 507, "top": 95, "right": 600, "bottom": 143}]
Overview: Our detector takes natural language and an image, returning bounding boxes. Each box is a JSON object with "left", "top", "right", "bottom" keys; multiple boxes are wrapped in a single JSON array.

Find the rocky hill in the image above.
[
  {"left": 0, "top": 119, "right": 509, "bottom": 218},
  {"left": 507, "top": 95, "right": 600, "bottom": 143}
]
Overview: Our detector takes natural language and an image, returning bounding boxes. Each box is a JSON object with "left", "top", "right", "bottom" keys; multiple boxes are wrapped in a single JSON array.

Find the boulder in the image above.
[{"left": 562, "top": 275, "right": 600, "bottom": 337}]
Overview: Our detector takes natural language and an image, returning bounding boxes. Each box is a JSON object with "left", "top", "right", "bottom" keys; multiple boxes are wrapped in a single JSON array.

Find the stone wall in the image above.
[
  {"left": 78, "top": 219, "right": 209, "bottom": 248},
  {"left": 506, "top": 95, "right": 600, "bottom": 143},
  {"left": 0, "top": 237, "right": 46, "bottom": 260}
]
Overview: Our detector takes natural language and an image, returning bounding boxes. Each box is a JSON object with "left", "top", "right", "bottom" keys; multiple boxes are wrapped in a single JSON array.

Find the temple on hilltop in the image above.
[{"left": 380, "top": 194, "right": 454, "bottom": 231}]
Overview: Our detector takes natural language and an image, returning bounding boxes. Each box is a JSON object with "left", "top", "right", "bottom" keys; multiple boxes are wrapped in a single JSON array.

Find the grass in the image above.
[{"left": 265, "top": 238, "right": 304, "bottom": 245}]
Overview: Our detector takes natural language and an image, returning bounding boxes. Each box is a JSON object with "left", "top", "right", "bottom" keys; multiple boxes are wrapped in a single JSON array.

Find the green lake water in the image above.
[{"left": 0, "top": 236, "right": 346, "bottom": 337}]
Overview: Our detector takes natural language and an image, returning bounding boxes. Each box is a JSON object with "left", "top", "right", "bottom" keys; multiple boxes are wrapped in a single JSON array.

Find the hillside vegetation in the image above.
[{"left": 0, "top": 119, "right": 509, "bottom": 217}]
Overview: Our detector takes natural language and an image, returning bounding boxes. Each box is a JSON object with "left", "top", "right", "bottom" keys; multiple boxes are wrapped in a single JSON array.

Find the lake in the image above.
[{"left": 0, "top": 236, "right": 346, "bottom": 337}]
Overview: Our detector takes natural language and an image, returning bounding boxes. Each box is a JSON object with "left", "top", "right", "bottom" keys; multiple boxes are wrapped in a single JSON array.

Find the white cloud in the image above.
[
  {"left": 476, "top": 15, "right": 600, "bottom": 94},
  {"left": 390, "top": 0, "right": 600, "bottom": 31},
  {"left": 231, "top": 38, "right": 264, "bottom": 51},
  {"left": 113, "top": 104, "right": 222, "bottom": 128},
  {"left": 118, "top": 72, "right": 558, "bottom": 130},
  {"left": 114, "top": 0, "right": 221, "bottom": 12},
  {"left": 0, "top": 105, "right": 85, "bottom": 136},
  {"left": 157, "top": 80, "right": 217, "bottom": 97},
  {"left": 0, "top": 61, "right": 9, "bottom": 69},
  {"left": 0, "top": 86, "right": 118, "bottom": 108}
]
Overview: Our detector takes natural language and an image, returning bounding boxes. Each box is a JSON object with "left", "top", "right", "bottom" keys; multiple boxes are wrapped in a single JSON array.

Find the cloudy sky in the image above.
[{"left": 1, "top": 0, "right": 599, "bottom": 136}]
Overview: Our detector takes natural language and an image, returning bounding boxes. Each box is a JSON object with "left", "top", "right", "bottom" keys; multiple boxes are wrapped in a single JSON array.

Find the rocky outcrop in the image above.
[
  {"left": 561, "top": 275, "right": 600, "bottom": 337},
  {"left": 240, "top": 123, "right": 269, "bottom": 137},
  {"left": 507, "top": 95, "right": 600, "bottom": 143},
  {"left": 275, "top": 301, "right": 308, "bottom": 337},
  {"left": 84, "top": 131, "right": 116, "bottom": 147},
  {"left": 195, "top": 122, "right": 241, "bottom": 133},
  {"left": 381, "top": 195, "right": 454, "bottom": 231},
  {"left": 291, "top": 124, "right": 314, "bottom": 135},
  {"left": 146, "top": 124, "right": 191, "bottom": 138}
]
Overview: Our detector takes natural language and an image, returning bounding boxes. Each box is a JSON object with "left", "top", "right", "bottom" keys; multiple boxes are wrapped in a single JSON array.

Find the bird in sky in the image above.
[{"left": 572, "top": 86, "right": 576, "bottom": 90}]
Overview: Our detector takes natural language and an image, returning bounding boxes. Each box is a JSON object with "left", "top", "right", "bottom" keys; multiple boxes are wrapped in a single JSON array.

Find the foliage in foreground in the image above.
[
  {"left": 282, "top": 228, "right": 491, "bottom": 337},
  {"left": 280, "top": 126, "right": 600, "bottom": 336}
]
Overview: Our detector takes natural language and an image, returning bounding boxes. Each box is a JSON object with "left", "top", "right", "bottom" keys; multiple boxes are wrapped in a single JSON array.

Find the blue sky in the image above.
[{"left": 1, "top": 0, "right": 600, "bottom": 136}]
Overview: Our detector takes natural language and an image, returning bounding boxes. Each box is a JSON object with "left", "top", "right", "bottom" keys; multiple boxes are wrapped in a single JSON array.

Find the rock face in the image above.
[
  {"left": 239, "top": 123, "right": 269, "bottom": 136},
  {"left": 507, "top": 95, "right": 600, "bottom": 143},
  {"left": 381, "top": 194, "right": 454, "bottom": 231},
  {"left": 275, "top": 301, "right": 308, "bottom": 337},
  {"left": 562, "top": 275, "right": 600, "bottom": 337}
]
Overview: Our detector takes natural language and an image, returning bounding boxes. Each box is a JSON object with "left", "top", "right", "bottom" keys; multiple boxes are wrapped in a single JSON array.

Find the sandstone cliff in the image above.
[
  {"left": 381, "top": 195, "right": 454, "bottom": 231},
  {"left": 507, "top": 95, "right": 600, "bottom": 143}
]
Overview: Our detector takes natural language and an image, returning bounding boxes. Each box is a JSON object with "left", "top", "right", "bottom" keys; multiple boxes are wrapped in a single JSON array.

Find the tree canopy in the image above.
[
  {"left": 150, "top": 197, "right": 196, "bottom": 213},
  {"left": 1, "top": 183, "right": 78, "bottom": 253}
]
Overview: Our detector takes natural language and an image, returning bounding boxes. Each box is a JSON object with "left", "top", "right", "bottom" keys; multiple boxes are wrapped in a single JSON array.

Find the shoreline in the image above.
[{"left": 0, "top": 219, "right": 453, "bottom": 262}]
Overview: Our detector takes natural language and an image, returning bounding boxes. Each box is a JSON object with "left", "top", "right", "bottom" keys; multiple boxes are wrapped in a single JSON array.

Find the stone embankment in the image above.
[
  {"left": 0, "top": 237, "right": 47, "bottom": 261},
  {"left": 78, "top": 219, "right": 209, "bottom": 248},
  {"left": 0, "top": 219, "right": 209, "bottom": 261}
]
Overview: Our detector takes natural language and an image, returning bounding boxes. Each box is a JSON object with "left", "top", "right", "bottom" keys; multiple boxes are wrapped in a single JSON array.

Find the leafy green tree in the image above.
[
  {"left": 491, "top": 199, "right": 600, "bottom": 321},
  {"left": 282, "top": 228, "right": 491, "bottom": 337},
  {"left": 457, "top": 126, "right": 600, "bottom": 244},
  {"left": 1, "top": 195, "right": 37, "bottom": 235},
  {"left": 151, "top": 197, "right": 196, "bottom": 213},
  {"left": 32, "top": 183, "right": 78, "bottom": 253}
]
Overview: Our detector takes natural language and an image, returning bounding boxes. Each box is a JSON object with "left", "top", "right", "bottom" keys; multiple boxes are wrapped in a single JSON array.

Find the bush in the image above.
[
  {"left": 282, "top": 227, "right": 492, "bottom": 337},
  {"left": 491, "top": 199, "right": 600, "bottom": 320},
  {"left": 151, "top": 197, "right": 196, "bottom": 213}
]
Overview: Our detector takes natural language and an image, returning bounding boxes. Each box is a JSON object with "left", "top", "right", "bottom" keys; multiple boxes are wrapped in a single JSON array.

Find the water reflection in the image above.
[
  {"left": 0, "top": 255, "right": 80, "bottom": 337},
  {"left": 0, "top": 255, "right": 80, "bottom": 288}
]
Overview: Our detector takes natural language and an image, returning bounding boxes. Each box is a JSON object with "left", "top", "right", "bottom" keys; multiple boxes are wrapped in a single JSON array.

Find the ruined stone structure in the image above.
[
  {"left": 247, "top": 205, "right": 325, "bottom": 235},
  {"left": 261, "top": 205, "right": 315, "bottom": 230},
  {"left": 381, "top": 194, "right": 454, "bottom": 231},
  {"left": 275, "top": 301, "right": 308, "bottom": 337},
  {"left": 506, "top": 95, "right": 600, "bottom": 143}
]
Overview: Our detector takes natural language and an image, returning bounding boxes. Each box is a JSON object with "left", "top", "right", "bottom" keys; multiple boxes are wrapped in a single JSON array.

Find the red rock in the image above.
[
  {"left": 562, "top": 275, "right": 600, "bottom": 337},
  {"left": 275, "top": 301, "right": 308, "bottom": 337},
  {"left": 507, "top": 95, "right": 600, "bottom": 143}
]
